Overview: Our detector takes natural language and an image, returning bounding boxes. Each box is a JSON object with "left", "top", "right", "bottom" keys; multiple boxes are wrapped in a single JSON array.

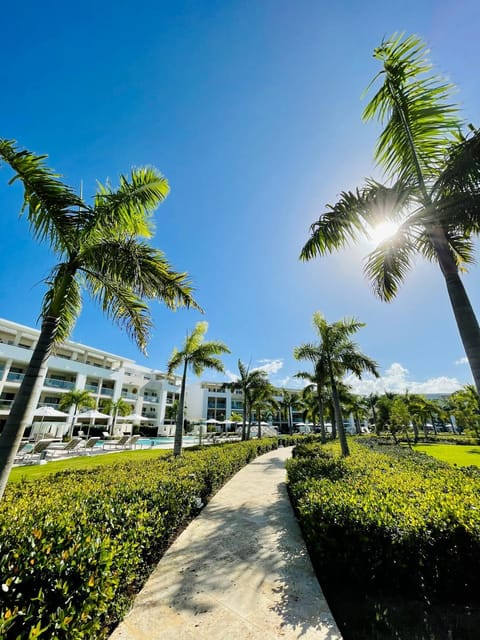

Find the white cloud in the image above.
[
  {"left": 252, "top": 358, "right": 284, "bottom": 375},
  {"left": 455, "top": 356, "right": 468, "bottom": 365},
  {"left": 224, "top": 358, "right": 284, "bottom": 383},
  {"left": 344, "top": 362, "right": 463, "bottom": 396}
]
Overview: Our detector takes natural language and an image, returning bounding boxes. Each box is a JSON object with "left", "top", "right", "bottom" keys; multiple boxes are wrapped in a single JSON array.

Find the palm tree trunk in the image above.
[
  {"left": 317, "top": 394, "right": 327, "bottom": 444},
  {"left": 246, "top": 402, "right": 252, "bottom": 440},
  {"left": 329, "top": 364, "right": 349, "bottom": 457},
  {"left": 0, "top": 316, "right": 59, "bottom": 499},
  {"left": 242, "top": 395, "right": 247, "bottom": 441},
  {"left": 257, "top": 407, "right": 262, "bottom": 439},
  {"left": 429, "top": 227, "right": 480, "bottom": 398},
  {"left": 173, "top": 361, "right": 187, "bottom": 456}
]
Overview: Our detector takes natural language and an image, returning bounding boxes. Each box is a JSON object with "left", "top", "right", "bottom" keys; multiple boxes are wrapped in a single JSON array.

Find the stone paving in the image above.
[{"left": 109, "top": 446, "right": 342, "bottom": 639}]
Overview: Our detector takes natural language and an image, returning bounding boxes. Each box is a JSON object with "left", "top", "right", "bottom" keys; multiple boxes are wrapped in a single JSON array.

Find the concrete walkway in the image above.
[{"left": 109, "top": 446, "right": 342, "bottom": 640}]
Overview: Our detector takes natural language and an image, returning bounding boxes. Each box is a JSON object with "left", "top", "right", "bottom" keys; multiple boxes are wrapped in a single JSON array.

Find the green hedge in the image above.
[
  {"left": 287, "top": 439, "right": 480, "bottom": 604},
  {"left": 0, "top": 438, "right": 294, "bottom": 639}
]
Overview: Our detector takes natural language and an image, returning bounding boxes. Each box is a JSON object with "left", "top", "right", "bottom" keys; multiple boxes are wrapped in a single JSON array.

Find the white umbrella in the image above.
[
  {"left": 77, "top": 409, "right": 111, "bottom": 420},
  {"left": 206, "top": 418, "right": 220, "bottom": 424},
  {"left": 34, "top": 406, "right": 69, "bottom": 418},
  {"left": 33, "top": 406, "right": 69, "bottom": 438},
  {"left": 118, "top": 413, "right": 151, "bottom": 422}
]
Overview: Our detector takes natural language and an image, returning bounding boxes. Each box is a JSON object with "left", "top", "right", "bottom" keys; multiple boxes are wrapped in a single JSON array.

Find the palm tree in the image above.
[
  {"left": 278, "top": 389, "right": 300, "bottom": 435},
  {"left": 294, "top": 357, "right": 330, "bottom": 443},
  {"left": 228, "top": 361, "right": 268, "bottom": 440},
  {"left": 0, "top": 139, "right": 199, "bottom": 499},
  {"left": 100, "top": 397, "right": 131, "bottom": 435},
  {"left": 295, "top": 312, "right": 379, "bottom": 457},
  {"left": 250, "top": 382, "right": 278, "bottom": 439},
  {"left": 59, "top": 389, "right": 95, "bottom": 437},
  {"left": 167, "top": 322, "right": 230, "bottom": 456},
  {"left": 301, "top": 33, "right": 480, "bottom": 397}
]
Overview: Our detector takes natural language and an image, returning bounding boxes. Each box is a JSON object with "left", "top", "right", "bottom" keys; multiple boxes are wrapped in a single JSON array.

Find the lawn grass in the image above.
[
  {"left": 10, "top": 448, "right": 171, "bottom": 483},
  {"left": 414, "top": 443, "right": 480, "bottom": 468}
]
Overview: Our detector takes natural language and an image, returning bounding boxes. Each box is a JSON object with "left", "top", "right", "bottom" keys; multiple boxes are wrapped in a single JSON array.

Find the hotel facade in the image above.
[{"left": 0, "top": 319, "right": 303, "bottom": 436}]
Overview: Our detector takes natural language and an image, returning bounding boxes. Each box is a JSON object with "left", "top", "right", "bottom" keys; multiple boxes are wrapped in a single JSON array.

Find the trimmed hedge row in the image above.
[
  {"left": 0, "top": 438, "right": 295, "bottom": 639},
  {"left": 287, "top": 439, "right": 480, "bottom": 603}
]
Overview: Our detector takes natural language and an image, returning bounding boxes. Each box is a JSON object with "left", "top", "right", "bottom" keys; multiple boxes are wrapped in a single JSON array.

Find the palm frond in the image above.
[
  {"left": 300, "top": 189, "right": 371, "bottom": 260},
  {"left": 301, "top": 180, "right": 415, "bottom": 260},
  {"left": 40, "top": 264, "right": 82, "bottom": 344},
  {"left": 92, "top": 167, "right": 169, "bottom": 238},
  {"left": 167, "top": 348, "right": 183, "bottom": 374},
  {"left": 81, "top": 239, "right": 201, "bottom": 312},
  {"left": 364, "top": 33, "right": 461, "bottom": 185},
  {"left": 84, "top": 275, "right": 152, "bottom": 354},
  {"left": 433, "top": 128, "right": 480, "bottom": 196},
  {"left": 364, "top": 226, "right": 417, "bottom": 300},
  {"left": 192, "top": 356, "right": 225, "bottom": 377},
  {"left": 0, "top": 139, "right": 86, "bottom": 251}
]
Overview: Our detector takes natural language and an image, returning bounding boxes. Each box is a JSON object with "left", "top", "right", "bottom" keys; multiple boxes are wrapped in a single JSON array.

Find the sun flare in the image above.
[{"left": 369, "top": 221, "right": 399, "bottom": 245}]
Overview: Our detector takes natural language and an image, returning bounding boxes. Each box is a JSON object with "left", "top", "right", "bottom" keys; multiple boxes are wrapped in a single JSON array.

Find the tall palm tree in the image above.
[
  {"left": 278, "top": 389, "right": 300, "bottom": 435},
  {"left": 296, "top": 312, "right": 379, "bottom": 456},
  {"left": 59, "top": 389, "right": 95, "bottom": 437},
  {"left": 250, "top": 382, "right": 278, "bottom": 439},
  {"left": 167, "top": 322, "right": 230, "bottom": 456},
  {"left": 100, "top": 397, "right": 131, "bottom": 435},
  {"left": 0, "top": 139, "right": 199, "bottom": 498},
  {"left": 228, "top": 361, "right": 268, "bottom": 440},
  {"left": 301, "top": 33, "right": 480, "bottom": 396},
  {"left": 294, "top": 355, "right": 330, "bottom": 443}
]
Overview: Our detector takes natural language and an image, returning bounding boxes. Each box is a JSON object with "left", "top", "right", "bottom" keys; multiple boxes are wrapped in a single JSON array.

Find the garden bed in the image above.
[{"left": 287, "top": 439, "right": 480, "bottom": 639}]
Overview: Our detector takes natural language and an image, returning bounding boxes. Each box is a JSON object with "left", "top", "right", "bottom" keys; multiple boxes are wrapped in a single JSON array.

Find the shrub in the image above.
[
  {"left": 287, "top": 440, "right": 480, "bottom": 604},
  {"left": 0, "top": 438, "right": 281, "bottom": 639}
]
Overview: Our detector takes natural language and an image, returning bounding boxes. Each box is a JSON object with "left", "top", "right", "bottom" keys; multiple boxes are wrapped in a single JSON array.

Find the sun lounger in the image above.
[
  {"left": 79, "top": 437, "right": 101, "bottom": 454},
  {"left": 44, "top": 437, "right": 84, "bottom": 458},
  {"left": 103, "top": 435, "right": 130, "bottom": 449},
  {"left": 14, "top": 439, "right": 56, "bottom": 465}
]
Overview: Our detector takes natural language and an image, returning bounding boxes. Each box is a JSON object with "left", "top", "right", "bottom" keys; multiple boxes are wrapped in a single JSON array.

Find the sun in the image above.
[{"left": 369, "top": 221, "right": 399, "bottom": 245}]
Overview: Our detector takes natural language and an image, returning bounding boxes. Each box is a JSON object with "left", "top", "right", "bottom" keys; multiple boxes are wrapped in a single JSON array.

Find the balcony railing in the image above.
[
  {"left": 100, "top": 388, "right": 114, "bottom": 397},
  {"left": 6, "top": 372, "right": 25, "bottom": 382},
  {"left": 44, "top": 377, "right": 75, "bottom": 390},
  {"left": 121, "top": 391, "right": 137, "bottom": 400},
  {"left": 84, "top": 384, "right": 99, "bottom": 393},
  {"left": 0, "top": 399, "right": 13, "bottom": 409},
  {"left": 143, "top": 395, "right": 158, "bottom": 403}
]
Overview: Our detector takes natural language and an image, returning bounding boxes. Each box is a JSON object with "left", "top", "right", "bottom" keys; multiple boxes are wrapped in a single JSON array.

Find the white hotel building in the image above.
[{"left": 0, "top": 318, "right": 304, "bottom": 436}]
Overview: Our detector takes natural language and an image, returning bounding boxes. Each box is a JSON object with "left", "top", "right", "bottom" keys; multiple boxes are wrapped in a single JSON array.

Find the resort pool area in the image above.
[{"left": 95, "top": 435, "right": 201, "bottom": 448}]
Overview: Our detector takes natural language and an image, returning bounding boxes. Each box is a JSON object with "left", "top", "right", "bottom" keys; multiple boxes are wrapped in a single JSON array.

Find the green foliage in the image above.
[
  {"left": 287, "top": 439, "right": 480, "bottom": 604},
  {"left": 0, "top": 439, "right": 287, "bottom": 639}
]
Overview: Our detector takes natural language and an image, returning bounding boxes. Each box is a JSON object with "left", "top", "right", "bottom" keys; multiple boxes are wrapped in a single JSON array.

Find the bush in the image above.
[
  {"left": 287, "top": 440, "right": 480, "bottom": 604},
  {"left": 0, "top": 438, "right": 281, "bottom": 639}
]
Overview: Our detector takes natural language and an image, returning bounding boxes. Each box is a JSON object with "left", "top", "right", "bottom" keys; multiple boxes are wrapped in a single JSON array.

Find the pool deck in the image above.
[{"left": 109, "top": 446, "right": 342, "bottom": 640}]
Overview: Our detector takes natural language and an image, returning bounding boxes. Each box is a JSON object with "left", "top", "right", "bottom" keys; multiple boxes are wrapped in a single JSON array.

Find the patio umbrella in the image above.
[
  {"left": 118, "top": 413, "right": 151, "bottom": 423},
  {"left": 33, "top": 406, "right": 69, "bottom": 437},
  {"left": 34, "top": 406, "right": 69, "bottom": 418},
  {"left": 77, "top": 409, "right": 111, "bottom": 420},
  {"left": 77, "top": 408, "right": 111, "bottom": 437}
]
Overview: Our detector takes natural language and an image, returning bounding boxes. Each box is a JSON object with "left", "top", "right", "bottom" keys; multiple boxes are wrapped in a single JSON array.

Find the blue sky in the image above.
[{"left": 1, "top": 0, "right": 480, "bottom": 395}]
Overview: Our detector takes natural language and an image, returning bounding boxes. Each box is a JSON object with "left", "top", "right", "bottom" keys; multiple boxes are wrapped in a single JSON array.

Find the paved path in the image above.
[{"left": 110, "top": 446, "right": 342, "bottom": 640}]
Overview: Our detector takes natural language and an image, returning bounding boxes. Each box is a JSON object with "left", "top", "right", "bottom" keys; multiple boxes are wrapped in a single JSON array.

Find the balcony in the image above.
[
  {"left": 44, "top": 377, "right": 75, "bottom": 390},
  {"left": 0, "top": 399, "right": 13, "bottom": 410},
  {"left": 6, "top": 372, "right": 25, "bottom": 383},
  {"left": 143, "top": 395, "right": 158, "bottom": 403},
  {"left": 84, "top": 384, "right": 99, "bottom": 393},
  {"left": 100, "top": 387, "right": 114, "bottom": 397},
  {"left": 121, "top": 391, "right": 137, "bottom": 400}
]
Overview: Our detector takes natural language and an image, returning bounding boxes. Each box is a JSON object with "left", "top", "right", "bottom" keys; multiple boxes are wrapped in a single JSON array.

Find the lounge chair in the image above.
[
  {"left": 44, "top": 437, "right": 84, "bottom": 458},
  {"left": 80, "top": 437, "right": 101, "bottom": 455},
  {"left": 14, "top": 439, "right": 57, "bottom": 465},
  {"left": 103, "top": 435, "right": 130, "bottom": 449}
]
